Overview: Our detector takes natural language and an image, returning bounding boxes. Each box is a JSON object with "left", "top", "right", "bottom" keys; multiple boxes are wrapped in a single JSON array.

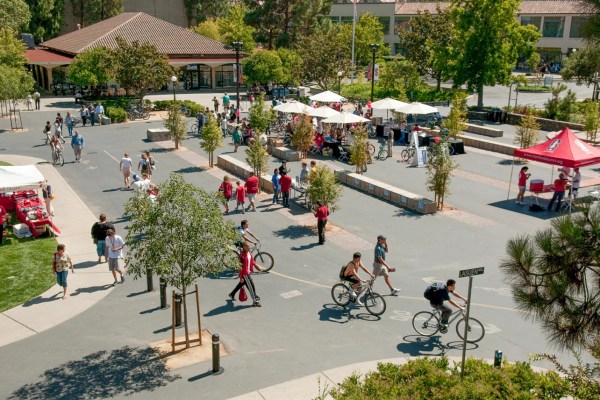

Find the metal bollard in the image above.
[
  {"left": 174, "top": 293, "right": 182, "bottom": 327},
  {"left": 212, "top": 333, "right": 224, "bottom": 375},
  {"left": 146, "top": 268, "right": 154, "bottom": 292},
  {"left": 160, "top": 278, "right": 169, "bottom": 309},
  {"left": 494, "top": 350, "right": 503, "bottom": 367}
]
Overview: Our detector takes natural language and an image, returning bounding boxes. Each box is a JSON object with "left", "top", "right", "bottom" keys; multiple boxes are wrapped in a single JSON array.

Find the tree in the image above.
[
  {"left": 349, "top": 126, "right": 369, "bottom": 174},
  {"left": 245, "top": 141, "right": 270, "bottom": 181},
  {"left": 163, "top": 104, "right": 187, "bottom": 150},
  {"left": 183, "top": 0, "right": 229, "bottom": 26},
  {"left": 0, "top": 28, "right": 28, "bottom": 69},
  {"left": 199, "top": 114, "right": 222, "bottom": 167},
  {"left": 500, "top": 206, "right": 600, "bottom": 350},
  {"left": 581, "top": 0, "right": 600, "bottom": 41},
  {"left": 71, "top": 0, "right": 123, "bottom": 27},
  {"left": 111, "top": 37, "right": 173, "bottom": 102},
  {"left": 397, "top": 8, "right": 454, "bottom": 91},
  {"left": 67, "top": 47, "right": 113, "bottom": 88},
  {"left": 583, "top": 101, "right": 600, "bottom": 144},
  {"left": 190, "top": 18, "right": 222, "bottom": 42},
  {"left": 217, "top": 4, "right": 255, "bottom": 52},
  {"left": 277, "top": 47, "right": 303, "bottom": 86},
  {"left": 514, "top": 112, "right": 541, "bottom": 149},
  {"left": 426, "top": 139, "right": 457, "bottom": 210},
  {"left": 561, "top": 42, "right": 600, "bottom": 101},
  {"left": 0, "top": 0, "right": 31, "bottom": 33},
  {"left": 248, "top": 95, "right": 275, "bottom": 136},
  {"left": 290, "top": 115, "right": 313, "bottom": 158},
  {"left": 0, "top": 65, "right": 34, "bottom": 109},
  {"left": 443, "top": 94, "right": 468, "bottom": 139},
  {"left": 378, "top": 57, "right": 419, "bottom": 100},
  {"left": 545, "top": 84, "right": 577, "bottom": 121},
  {"left": 447, "top": 0, "right": 541, "bottom": 108},
  {"left": 242, "top": 50, "right": 284, "bottom": 85},
  {"left": 306, "top": 165, "right": 343, "bottom": 212},
  {"left": 124, "top": 174, "right": 239, "bottom": 348},
  {"left": 338, "top": 12, "right": 388, "bottom": 67},
  {"left": 25, "top": 0, "right": 63, "bottom": 42}
]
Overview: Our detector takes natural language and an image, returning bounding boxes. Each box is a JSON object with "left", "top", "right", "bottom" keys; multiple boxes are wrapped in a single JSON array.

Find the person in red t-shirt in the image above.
[
  {"left": 313, "top": 201, "right": 330, "bottom": 244},
  {"left": 279, "top": 170, "right": 292, "bottom": 207},
  {"left": 244, "top": 172, "right": 260, "bottom": 212},
  {"left": 516, "top": 166, "right": 530, "bottom": 205},
  {"left": 228, "top": 241, "right": 264, "bottom": 307},
  {"left": 548, "top": 173, "right": 569, "bottom": 212},
  {"left": 218, "top": 175, "right": 233, "bottom": 214},
  {"left": 235, "top": 180, "right": 246, "bottom": 213}
]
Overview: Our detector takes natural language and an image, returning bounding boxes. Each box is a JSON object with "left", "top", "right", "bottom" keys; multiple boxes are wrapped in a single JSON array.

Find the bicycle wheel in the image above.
[
  {"left": 142, "top": 110, "right": 150, "bottom": 120},
  {"left": 58, "top": 153, "right": 64, "bottom": 166},
  {"left": 368, "top": 126, "right": 377, "bottom": 138},
  {"left": 367, "top": 143, "right": 376, "bottom": 157},
  {"left": 378, "top": 149, "right": 388, "bottom": 160},
  {"left": 400, "top": 149, "right": 410, "bottom": 162},
  {"left": 448, "top": 144, "right": 455, "bottom": 156},
  {"left": 412, "top": 311, "right": 440, "bottom": 336},
  {"left": 456, "top": 317, "right": 485, "bottom": 343},
  {"left": 254, "top": 251, "right": 274, "bottom": 272},
  {"left": 190, "top": 124, "right": 198, "bottom": 134},
  {"left": 331, "top": 283, "right": 351, "bottom": 306},
  {"left": 364, "top": 292, "right": 386, "bottom": 316}
]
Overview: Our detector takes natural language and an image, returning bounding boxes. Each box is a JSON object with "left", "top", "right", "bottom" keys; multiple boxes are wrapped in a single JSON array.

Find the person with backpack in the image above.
[
  {"left": 423, "top": 279, "right": 468, "bottom": 329},
  {"left": 340, "top": 252, "right": 374, "bottom": 306}
]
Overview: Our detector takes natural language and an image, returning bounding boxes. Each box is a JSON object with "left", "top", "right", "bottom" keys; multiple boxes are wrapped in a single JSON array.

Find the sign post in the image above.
[{"left": 458, "top": 267, "right": 484, "bottom": 378}]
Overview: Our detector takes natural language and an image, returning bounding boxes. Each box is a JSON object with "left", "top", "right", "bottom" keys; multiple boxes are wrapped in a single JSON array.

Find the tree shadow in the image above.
[
  {"left": 497, "top": 159, "right": 526, "bottom": 166},
  {"left": 73, "top": 260, "right": 98, "bottom": 269},
  {"left": 146, "top": 147, "right": 175, "bottom": 154},
  {"left": 272, "top": 225, "right": 313, "bottom": 240},
  {"left": 174, "top": 166, "right": 206, "bottom": 174},
  {"left": 8, "top": 346, "right": 180, "bottom": 400},
  {"left": 203, "top": 300, "right": 254, "bottom": 316},
  {"left": 392, "top": 208, "right": 424, "bottom": 219},
  {"left": 44, "top": 101, "right": 77, "bottom": 109}
]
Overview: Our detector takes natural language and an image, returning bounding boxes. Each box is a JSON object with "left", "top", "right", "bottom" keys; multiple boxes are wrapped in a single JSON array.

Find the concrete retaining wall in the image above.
[
  {"left": 459, "top": 135, "right": 517, "bottom": 156},
  {"left": 216, "top": 155, "right": 274, "bottom": 194},
  {"left": 271, "top": 146, "right": 301, "bottom": 161},
  {"left": 464, "top": 123, "right": 503, "bottom": 138},
  {"left": 507, "top": 113, "right": 584, "bottom": 132}
]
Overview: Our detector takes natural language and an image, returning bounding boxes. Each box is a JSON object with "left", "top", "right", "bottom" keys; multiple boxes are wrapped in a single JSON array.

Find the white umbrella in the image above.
[
  {"left": 273, "top": 101, "right": 312, "bottom": 114},
  {"left": 395, "top": 102, "right": 438, "bottom": 115},
  {"left": 371, "top": 98, "right": 409, "bottom": 110},
  {"left": 307, "top": 106, "right": 340, "bottom": 118},
  {"left": 322, "top": 112, "right": 370, "bottom": 124},
  {"left": 309, "top": 90, "right": 346, "bottom": 103}
]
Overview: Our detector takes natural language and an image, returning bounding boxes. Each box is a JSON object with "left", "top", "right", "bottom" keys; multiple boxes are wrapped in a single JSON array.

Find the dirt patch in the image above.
[{"left": 150, "top": 329, "right": 229, "bottom": 370}]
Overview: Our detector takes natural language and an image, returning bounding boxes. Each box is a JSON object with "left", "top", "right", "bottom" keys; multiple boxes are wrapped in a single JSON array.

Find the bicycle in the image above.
[
  {"left": 189, "top": 122, "right": 198, "bottom": 135},
  {"left": 412, "top": 305, "right": 485, "bottom": 343},
  {"left": 376, "top": 142, "right": 388, "bottom": 160},
  {"left": 51, "top": 146, "right": 64, "bottom": 166},
  {"left": 331, "top": 277, "right": 387, "bottom": 316},
  {"left": 127, "top": 105, "right": 150, "bottom": 120},
  {"left": 400, "top": 145, "right": 415, "bottom": 163},
  {"left": 230, "top": 242, "right": 274, "bottom": 273}
]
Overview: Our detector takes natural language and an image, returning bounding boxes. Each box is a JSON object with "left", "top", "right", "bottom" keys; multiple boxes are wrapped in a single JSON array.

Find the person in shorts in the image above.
[
  {"left": 244, "top": 172, "right": 259, "bottom": 212},
  {"left": 119, "top": 152, "right": 133, "bottom": 189},
  {"left": 53, "top": 244, "right": 74, "bottom": 299},
  {"left": 342, "top": 252, "right": 374, "bottom": 305},
  {"left": 91, "top": 214, "right": 115, "bottom": 263},
  {"left": 219, "top": 175, "right": 233, "bottom": 214},
  {"left": 105, "top": 229, "right": 125, "bottom": 286},
  {"left": 372, "top": 235, "right": 402, "bottom": 296},
  {"left": 235, "top": 180, "right": 246, "bottom": 213},
  {"left": 516, "top": 166, "right": 530, "bottom": 205}
]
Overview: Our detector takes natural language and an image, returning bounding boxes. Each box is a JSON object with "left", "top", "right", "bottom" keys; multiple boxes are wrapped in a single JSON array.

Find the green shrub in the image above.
[
  {"left": 152, "top": 100, "right": 202, "bottom": 115},
  {"left": 82, "top": 96, "right": 137, "bottom": 110},
  {"left": 153, "top": 100, "right": 172, "bottom": 110},
  {"left": 106, "top": 107, "right": 127, "bottom": 123},
  {"left": 517, "top": 85, "right": 552, "bottom": 93}
]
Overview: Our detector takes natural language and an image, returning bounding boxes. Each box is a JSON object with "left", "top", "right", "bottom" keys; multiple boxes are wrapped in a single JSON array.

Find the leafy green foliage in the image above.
[
  {"left": 242, "top": 50, "right": 284, "bottom": 84},
  {"left": 153, "top": 99, "right": 202, "bottom": 116},
  {"left": 67, "top": 47, "right": 113, "bottom": 88},
  {"left": 218, "top": 3, "right": 255, "bottom": 51},
  {"left": 183, "top": 0, "right": 229, "bottom": 25},
  {"left": 200, "top": 114, "right": 222, "bottom": 167},
  {"left": 0, "top": 28, "right": 27, "bottom": 68},
  {"left": 514, "top": 112, "right": 541, "bottom": 149},
  {"left": 245, "top": 140, "right": 270, "bottom": 179},
  {"left": 583, "top": 101, "right": 600, "bottom": 143},
  {"left": 500, "top": 206, "right": 600, "bottom": 350},
  {"left": 338, "top": 12, "right": 388, "bottom": 67},
  {"left": 190, "top": 18, "right": 222, "bottom": 41},
  {"left": 163, "top": 104, "right": 187, "bottom": 150},
  {"left": 25, "top": 0, "right": 63, "bottom": 42},
  {"left": 349, "top": 126, "right": 369, "bottom": 174},
  {"left": 248, "top": 95, "right": 275, "bottom": 135},
  {"left": 290, "top": 115, "right": 314, "bottom": 158},
  {"left": 0, "top": 0, "right": 31, "bottom": 33},
  {"left": 105, "top": 106, "right": 127, "bottom": 123},
  {"left": 306, "top": 165, "right": 343, "bottom": 212},
  {"left": 277, "top": 48, "right": 303, "bottom": 86},
  {"left": 581, "top": 0, "right": 600, "bottom": 41},
  {"left": 544, "top": 84, "right": 577, "bottom": 121},
  {"left": 0, "top": 64, "right": 35, "bottom": 107},
  {"left": 70, "top": 0, "right": 123, "bottom": 27},
  {"left": 561, "top": 42, "right": 600, "bottom": 100},
  {"left": 443, "top": 94, "right": 468, "bottom": 139},
  {"left": 378, "top": 57, "right": 419, "bottom": 100},
  {"left": 123, "top": 174, "right": 238, "bottom": 347},
  {"left": 427, "top": 139, "right": 457, "bottom": 209}
]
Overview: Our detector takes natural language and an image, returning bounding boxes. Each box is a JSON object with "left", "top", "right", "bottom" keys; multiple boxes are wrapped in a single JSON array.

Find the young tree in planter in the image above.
[
  {"left": 514, "top": 112, "right": 541, "bottom": 149},
  {"left": 349, "top": 126, "right": 369, "bottom": 174},
  {"left": 245, "top": 140, "right": 270, "bottom": 188},
  {"left": 163, "top": 103, "right": 187, "bottom": 150},
  {"left": 442, "top": 94, "right": 468, "bottom": 139},
  {"left": 583, "top": 101, "right": 600, "bottom": 144},
  {"left": 306, "top": 165, "right": 343, "bottom": 212},
  {"left": 426, "top": 139, "right": 457, "bottom": 210},
  {"left": 123, "top": 173, "right": 239, "bottom": 348},
  {"left": 291, "top": 114, "right": 314, "bottom": 158},
  {"left": 200, "top": 114, "right": 222, "bottom": 167},
  {"left": 249, "top": 95, "right": 275, "bottom": 140}
]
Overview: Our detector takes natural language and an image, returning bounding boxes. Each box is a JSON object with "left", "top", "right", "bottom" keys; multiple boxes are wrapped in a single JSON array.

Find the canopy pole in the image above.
[{"left": 507, "top": 157, "right": 516, "bottom": 200}]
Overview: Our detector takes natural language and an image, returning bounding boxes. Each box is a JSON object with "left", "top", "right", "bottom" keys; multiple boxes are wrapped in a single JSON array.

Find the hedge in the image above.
[
  {"left": 153, "top": 100, "right": 203, "bottom": 116},
  {"left": 106, "top": 107, "right": 127, "bottom": 123}
]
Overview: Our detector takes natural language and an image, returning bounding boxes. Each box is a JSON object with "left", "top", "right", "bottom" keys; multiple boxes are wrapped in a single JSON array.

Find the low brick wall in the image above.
[
  {"left": 459, "top": 135, "right": 517, "bottom": 156},
  {"left": 507, "top": 113, "right": 584, "bottom": 132},
  {"left": 217, "top": 155, "right": 273, "bottom": 194},
  {"left": 464, "top": 123, "right": 503, "bottom": 138},
  {"left": 146, "top": 128, "right": 170, "bottom": 142}
]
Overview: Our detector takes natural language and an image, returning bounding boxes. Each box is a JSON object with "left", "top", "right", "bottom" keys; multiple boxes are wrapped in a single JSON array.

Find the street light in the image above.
[
  {"left": 171, "top": 75, "right": 177, "bottom": 102},
  {"left": 232, "top": 41, "right": 243, "bottom": 123},
  {"left": 337, "top": 71, "right": 343, "bottom": 95},
  {"left": 369, "top": 43, "right": 380, "bottom": 102}
]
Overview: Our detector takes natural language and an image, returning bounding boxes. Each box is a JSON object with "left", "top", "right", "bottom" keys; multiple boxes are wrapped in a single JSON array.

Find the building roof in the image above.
[
  {"left": 395, "top": 1, "right": 592, "bottom": 16},
  {"left": 42, "top": 12, "right": 237, "bottom": 57},
  {"left": 24, "top": 49, "right": 74, "bottom": 65}
]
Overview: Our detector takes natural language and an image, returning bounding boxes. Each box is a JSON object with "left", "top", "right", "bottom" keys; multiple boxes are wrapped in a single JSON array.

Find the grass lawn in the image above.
[
  {"left": 0, "top": 215, "right": 57, "bottom": 312},
  {"left": 0, "top": 161, "right": 12, "bottom": 166}
]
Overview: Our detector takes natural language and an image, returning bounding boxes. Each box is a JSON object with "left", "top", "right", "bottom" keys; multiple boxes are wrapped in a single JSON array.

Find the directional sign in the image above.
[{"left": 458, "top": 267, "right": 485, "bottom": 278}]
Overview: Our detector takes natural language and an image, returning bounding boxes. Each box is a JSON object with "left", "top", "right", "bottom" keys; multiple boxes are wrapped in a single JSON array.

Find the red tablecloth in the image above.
[{"left": 24, "top": 218, "right": 61, "bottom": 238}]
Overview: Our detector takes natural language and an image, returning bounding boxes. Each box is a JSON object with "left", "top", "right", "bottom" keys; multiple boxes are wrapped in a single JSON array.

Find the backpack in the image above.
[
  {"left": 339, "top": 265, "right": 347, "bottom": 280},
  {"left": 424, "top": 282, "right": 443, "bottom": 302}
]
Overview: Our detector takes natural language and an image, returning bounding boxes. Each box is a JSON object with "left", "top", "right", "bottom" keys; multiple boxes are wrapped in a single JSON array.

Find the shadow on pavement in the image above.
[
  {"left": 146, "top": 147, "right": 175, "bottom": 154},
  {"left": 272, "top": 225, "right": 313, "bottom": 240},
  {"left": 397, "top": 335, "right": 446, "bottom": 356},
  {"left": 8, "top": 346, "right": 180, "bottom": 400},
  {"left": 203, "top": 300, "right": 254, "bottom": 317},
  {"left": 70, "top": 284, "right": 113, "bottom": 296},
  {"left": 392, "top": 208, "right": 423, "bottom": 219},
  {"left": 174, "top": 166, "right": 206, "bottom": 174},
  {"left": 22, "top": 292, "right": 61, "bottom": 306},
  {"left": 291, "top": 242, "right": 321, "bottom": 251},
  {"left": 497, "top": 159, "right": 526, "bottom": 166},
  {"left": 44, "top": 101, "right": 77, "bottom": 109},
  {"left": 488, "top": 199, "right": 556, "bottom": 220},
  {"left": 74, "top": 260, "right": 98, "bottom": 269},
  {"left": 317, "top": 303, "right": 381, "bottom": 323},
  {"left": 140, "top": 306, "right": 161, "bottom": 315}
]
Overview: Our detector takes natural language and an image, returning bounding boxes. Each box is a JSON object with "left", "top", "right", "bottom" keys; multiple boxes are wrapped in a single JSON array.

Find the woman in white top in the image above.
[{"left": 119, "top": 152, "right": 133, "bottom": 189}]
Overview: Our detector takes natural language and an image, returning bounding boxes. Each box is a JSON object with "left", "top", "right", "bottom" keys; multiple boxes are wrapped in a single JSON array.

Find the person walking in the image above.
[
  {"left": 245, "top": 172, "right": 259, "bottom": 212},
  {"left": 80, "top": 104, "right": 89, "bottom": 127},
  {"left": 26, "top": 94, "right": 33, "bottom": 111},
  {"left": 271, "top": 168, "right": 281, "bottom": 204},
  {"left": 228, "top": 242, "right": 264, "bottom": 307},
  {"left": 91, "top": 214, "right": 115, "bottom": 263},
  {"left": 314, "top": 201, "right": 330, "bottom": 244},
  {"left": 42, "top": 180, "right": 54, "bottom": 217},
  {"left": 233, "top": 125, "right": 242, "bottom": 152},
  {"left": 88, "top": 103, "right": 96, "bottom": 127},
  {"left": 33, "top": 91, "right": 41, "bottom": 110},
  {"left": 53, "top": 118, "right": 66, "bottom": 143},
  {"left": 105, "top": 229, "right": 125, "bottom": 286},
  {"left": 516, "top": 166, "right": 530, "bottom": 205},
  {"left": 235, "top": 180, "right": 246, "bottom": 213},
  {"left": 119, "top": 152, "right": 133, "bottom": 189},
  {"left": 43, "top": 120, "right": 52, "bottom": 144},
  {"left": 548, "top": 173, "right": 569, "bottom": 212},
  {"left": 95, "top": 102, "right": 105, "bottom": 124},
  {"left": 219, "top": 175, "right": 233, "bottom": 214},
  {"left": 213, "top": 96, "right": 220, "bottom": 113},
  {"left": 372, "top": 235, "right": 402, "bottom": 296},
  {"left": 279, "top": 170, "right": 292, "bottom": 208},
  {"left": 71, "top": 130, "right": 84, "bottom": 162},
  {"left": 65, "top": 111, "right": 74, "bottom": 136},
  {"left": 571, "top": 167, "right": 581, "bottom": 199},
  {"left": 53, "top": 244, "right": 74, "bottom": 300},
  {"left": 220, "top": 115, "right": 228, "bottom": 137},
  {"left": 223, "top": 92, "right": 230, "bottom": 109}
]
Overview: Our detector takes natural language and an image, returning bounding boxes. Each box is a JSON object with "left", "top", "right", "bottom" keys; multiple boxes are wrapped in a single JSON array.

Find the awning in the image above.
[
  {"left": 23, "top": 49, "right": 73, "bottom": 65},
  {"left": 0, "top": 165, "right": 45, "bottom": 192}
]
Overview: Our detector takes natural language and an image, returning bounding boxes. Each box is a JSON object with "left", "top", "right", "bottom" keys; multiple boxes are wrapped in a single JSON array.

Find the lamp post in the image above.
[
  {"left": 232, "top": 41, "right": 243, "bottom": 123},
  {"left": 369, "top": 43, "right": 379, "bottom": 102},
  {"left": 337, "top": 71, "right": 343, "bottom": 95},
  {"left": 171, "top": 75, "right": 177, "bottom": 102}
]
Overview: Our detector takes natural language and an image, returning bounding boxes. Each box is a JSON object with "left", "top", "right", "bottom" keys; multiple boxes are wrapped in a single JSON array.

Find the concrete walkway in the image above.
[{"left": 0, "top": 155, "right": 118, "bottom": 348}]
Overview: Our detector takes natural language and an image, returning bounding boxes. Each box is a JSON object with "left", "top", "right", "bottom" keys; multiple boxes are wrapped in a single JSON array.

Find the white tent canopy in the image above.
[
  {"left": 395, "top": 102, "right": 438, "bottom": 115},
  {"left": 309, "top": 90, "right": 346, "bottom": 103},
  {"left": 307, "top": 106, "right": 340, "bottom": 118},
  {"left": 322, "top": 112, "right": 370, "bottom": 124},
  {"left": 371, "top": 98, "right": 409, "bottom": 110},
  {"left": 0, "top": 165, "right": 44, "bottom": 192},
  {"left": 273, "top": 101, "right": 312, "bottom": 114}
]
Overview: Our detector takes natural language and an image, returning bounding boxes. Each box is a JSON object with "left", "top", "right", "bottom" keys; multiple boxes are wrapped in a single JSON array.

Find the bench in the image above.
[
  {"left": 459, "top": 135, "right": 516, "bottom": 156},
  {"left": 464, "top": 123, "right": 503, "bottom": 138},
  {"left": 216, "top": 155, "right": 274, "bottom": 194},
  {"left": 271, "top": 146, "right": 301, "bottom": 162},
  {"left": 146, "top": 128, "right": 171, "bottom": 142}
]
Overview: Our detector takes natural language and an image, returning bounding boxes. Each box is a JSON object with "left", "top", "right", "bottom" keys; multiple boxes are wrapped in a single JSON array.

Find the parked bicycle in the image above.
[
  {"left": 331, "top": 277, "right": 386, "bottom": 316},
  {"left": 127, "top": 105, "right": 150, "bottom": 120},
  {"left": 376, "top": 142, "right": 388, "bottom": 160},
  {"left": 412, "top": 305, "right": 485, "bottom": 343},
  {"left": 189, "top": 122, "right": 198, "bottom": 135}
]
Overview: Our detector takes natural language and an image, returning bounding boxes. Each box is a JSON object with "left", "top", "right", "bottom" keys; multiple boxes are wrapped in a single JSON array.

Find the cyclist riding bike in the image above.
[
  {"left": 425, "top": 279, "right": 468, "bottom": 331},
  {"left": 49, "top": 135, "right": 63, "bottom": 159},
  {"left": 236, "top": 219, "right": 259, "bottom": 248},
  {"left": 341, "top": 252, "right": 374, "bottom": 305}
]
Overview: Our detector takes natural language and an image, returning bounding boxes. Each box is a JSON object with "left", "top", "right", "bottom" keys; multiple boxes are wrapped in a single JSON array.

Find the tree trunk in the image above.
[
  {"left": 436, "top": 73, "right": 441, "bottom": 92},
  {"left": 477, "top": 84, "right": 484, "bottom": 109},
  {"left": 182, "top": 287, "right": 190, "bottom": 348}
]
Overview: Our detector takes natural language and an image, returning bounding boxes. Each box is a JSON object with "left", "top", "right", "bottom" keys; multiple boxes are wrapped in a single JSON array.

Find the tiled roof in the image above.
[
  {"left": 395, "top": 1, "right": 592, "bottom": 15},
  {"left": 42, "top": 12, "right": 237, "bottom": 57},
  {"left": 23, "top": 49, "right": 74, "bottom": 64}
]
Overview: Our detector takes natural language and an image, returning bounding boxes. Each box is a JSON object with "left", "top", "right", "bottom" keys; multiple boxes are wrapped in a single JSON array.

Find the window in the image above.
[
  {"left": 378, "top": 17, "right": 390, "bottom": 35},
  {"left": 394, "top": 17, "right": 411, "bottom": 34},
  {"left": 340, "top": 16, "right": 353, "bottom": 24},
  {"left": 570, "top": 16, "right": 589, "bottom": 38},
  {"left": 520, "top": 16, "right": 541, "bottom": 31},
  {"left": 543, "top": 16, "right": 565, "bottom": 38}
]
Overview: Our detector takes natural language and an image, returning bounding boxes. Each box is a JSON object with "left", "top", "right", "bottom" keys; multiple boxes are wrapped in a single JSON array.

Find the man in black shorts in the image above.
[
  {"left": 429, "top": 279, "right": 468, "bottom": 330},
  {"left": 342, "top": 252, "right": 374, "bottom": 305}
]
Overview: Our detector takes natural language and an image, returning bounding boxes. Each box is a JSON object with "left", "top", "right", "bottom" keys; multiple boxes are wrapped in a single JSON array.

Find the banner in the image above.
[
  {"left": 232, "top": 63, "right": 243, "bottom": 84},
  {"left": 374, "top": 63, "right": 380, "bottom": 82}
]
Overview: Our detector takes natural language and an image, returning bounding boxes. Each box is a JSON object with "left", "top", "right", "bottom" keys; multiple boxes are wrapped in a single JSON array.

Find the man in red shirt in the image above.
[
  {"left": 547, "top": 173, "right": 569, "bottom": 212},
  {"left": 279, "top": 170, "right": 292, "bottom": 207},
  {"left": 314, "top": 201, "right": 330, "bottom": 244},
  {"left": 244, "top": 172, "right": 260, "bottom": 212},
  {"left": 228, "top": 242, "right": 264, "bottom": 307}
]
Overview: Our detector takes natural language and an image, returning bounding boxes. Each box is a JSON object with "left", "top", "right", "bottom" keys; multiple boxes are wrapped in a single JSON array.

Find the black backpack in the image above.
[
  {"left": 339, "top": 265, "right": 347, "bottom": 280},
  {"left": 424, "top": 282, "right": 443, "bottom": 302}
]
